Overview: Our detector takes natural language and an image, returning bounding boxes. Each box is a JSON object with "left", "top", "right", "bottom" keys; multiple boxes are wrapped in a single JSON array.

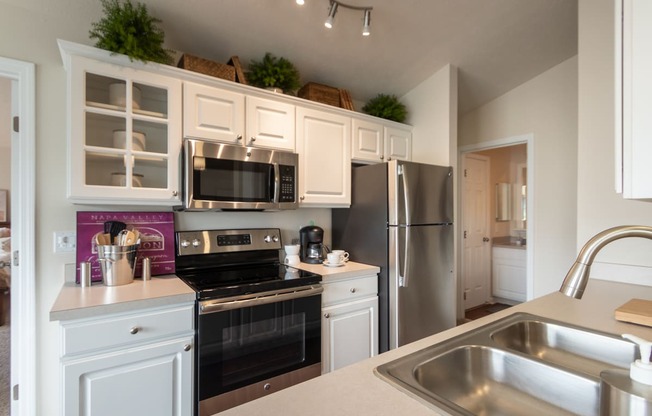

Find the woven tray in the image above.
[
  {"left": 178, "top": 54, "right": 236, "bottom": 81},
  {"left": 298, "top": 82, "right": 342, "bottom": 107}
]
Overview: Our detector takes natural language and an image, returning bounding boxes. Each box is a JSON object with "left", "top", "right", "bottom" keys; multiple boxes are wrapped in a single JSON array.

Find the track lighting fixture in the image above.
[
  {"left": 362, "top": 9, "right": 371, "bottom": 36},
  {"left": 324, "top": 1, "right": 338, "bottom": 29},
  {"left": 295, "top": 0, "right": 372, "bottom": 36}
]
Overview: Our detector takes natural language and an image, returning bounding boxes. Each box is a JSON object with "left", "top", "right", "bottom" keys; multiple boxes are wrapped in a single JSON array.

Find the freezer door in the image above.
[
  {"left": 389, "top": 224, "right": 455, "bottom": 349},
  {"left": 388, "top": 160, "right": 453, "bottom": 226}
]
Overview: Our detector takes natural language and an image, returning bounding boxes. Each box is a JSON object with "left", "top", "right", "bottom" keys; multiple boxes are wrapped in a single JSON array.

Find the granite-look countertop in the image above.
[{"left": 218, "top": 279, "right": 652, "bottom": 416}]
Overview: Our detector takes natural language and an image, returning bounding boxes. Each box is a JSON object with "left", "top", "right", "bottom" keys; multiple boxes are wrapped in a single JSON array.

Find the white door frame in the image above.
[
  {"left": 1, "top": 56, "right": 36, "bottom": 416},
  {"left": 458, "top": 134, "right": 535, "bottom": 311}
]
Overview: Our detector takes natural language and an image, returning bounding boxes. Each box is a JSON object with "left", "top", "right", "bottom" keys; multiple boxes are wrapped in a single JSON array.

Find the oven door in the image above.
[{"left": 197, "top": 286, "right": 322, "bottom": 413}]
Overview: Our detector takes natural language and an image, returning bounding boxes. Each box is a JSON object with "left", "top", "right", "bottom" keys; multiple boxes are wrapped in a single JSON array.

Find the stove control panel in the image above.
[{"left": 176, "top": 228, "right": 283, "bottom": 256}]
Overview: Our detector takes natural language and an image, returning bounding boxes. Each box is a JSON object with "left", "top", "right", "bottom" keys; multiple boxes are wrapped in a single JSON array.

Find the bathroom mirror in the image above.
[{"left": 496, "top": 183, "right": 512, "bottom": 221}]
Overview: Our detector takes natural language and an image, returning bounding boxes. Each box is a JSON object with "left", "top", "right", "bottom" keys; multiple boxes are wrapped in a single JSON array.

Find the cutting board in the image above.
[{"left": 615, "top": 299, "right": 652, "bottom": 327}]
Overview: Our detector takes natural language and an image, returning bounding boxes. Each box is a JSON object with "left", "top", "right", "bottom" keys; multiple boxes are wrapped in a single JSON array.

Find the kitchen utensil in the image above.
[
  {"left": 327, "top": 252, "right": 343, "bottom": 265},
  {"left": 104, "top": 221, "right": 127, "bottom": 243}
]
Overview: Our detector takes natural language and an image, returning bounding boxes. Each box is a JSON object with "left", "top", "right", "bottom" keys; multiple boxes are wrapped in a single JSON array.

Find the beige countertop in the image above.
[
  {"left": 49, "top": 274, "right": 196, "bottom": 321},
  {"left": 219, "top": 279, "right": 652, "bottom": 416},
  {"left": 49, "top": 262, "right": 379, "bottom": 322},
  {"left": 294, "top": 260, "right": 380, "bottom": 282}
]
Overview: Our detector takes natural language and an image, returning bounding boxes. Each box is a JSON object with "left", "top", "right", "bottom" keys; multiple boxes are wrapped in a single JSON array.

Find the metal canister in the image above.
[
  {"left": 142, "top": 257, "right": 151, "bottom": 281},
  {"left": 80, "top": 261, "right": 91, "bottom": 287}
]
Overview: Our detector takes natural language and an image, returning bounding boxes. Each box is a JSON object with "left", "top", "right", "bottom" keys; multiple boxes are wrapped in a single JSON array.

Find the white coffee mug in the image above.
[
  {"left": 331, "top": 250, "right": 349, "bottom": 262},
  {"left": 285, "top": 254, "right": 300, "bottom": 266},
  {"left": 284, "top": 244, "right": 300, "bottom": 255},
  {"left": 327, "top": 252, "right": 343, "bottom": 265}
]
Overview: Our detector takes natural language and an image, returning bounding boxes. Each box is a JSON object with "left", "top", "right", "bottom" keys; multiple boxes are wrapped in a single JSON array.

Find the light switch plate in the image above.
[{"left": 54, "top": 231, "right": 76, "bottom": 253}]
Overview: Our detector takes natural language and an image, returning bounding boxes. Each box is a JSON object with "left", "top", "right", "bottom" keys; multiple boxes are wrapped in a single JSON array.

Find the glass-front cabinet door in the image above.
[{"left": 67, "top": 55, "right": 181, "bottom": 205}]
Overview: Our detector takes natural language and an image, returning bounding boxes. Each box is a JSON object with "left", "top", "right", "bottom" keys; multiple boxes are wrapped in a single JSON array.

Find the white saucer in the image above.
[{"left": 323, "top": 260, "right": 345, "bottom": 268}]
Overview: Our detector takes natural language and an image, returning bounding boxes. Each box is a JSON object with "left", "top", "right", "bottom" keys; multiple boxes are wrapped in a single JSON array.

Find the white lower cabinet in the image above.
[
  {"left": 492, "top": 247, "right": 526, "bottom": 302},
  {"left": 321, "top": 274, "right": 378, "bottom": 373},
  {"left": 59, "top": 303, "right": 194, "bottom": 416}
]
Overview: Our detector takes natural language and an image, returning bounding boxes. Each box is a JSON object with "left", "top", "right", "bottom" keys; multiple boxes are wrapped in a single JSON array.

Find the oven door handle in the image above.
[{"left": 199, "top": 285, "right": 323, "bottom": 314}]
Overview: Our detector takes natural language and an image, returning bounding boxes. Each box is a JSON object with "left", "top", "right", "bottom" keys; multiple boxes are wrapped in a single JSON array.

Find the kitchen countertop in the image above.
[
  {"left": 219, "top": 279, "right": 652, "bottom": 416},
  {"left": 49, "top": 274, "right": 196, "bottom": 321},
  {"left": 294, "top": 260, "right": 380, "bottom": 282},
  {"left": 50, "top": 262, "right": 380, "bottom": 322}
]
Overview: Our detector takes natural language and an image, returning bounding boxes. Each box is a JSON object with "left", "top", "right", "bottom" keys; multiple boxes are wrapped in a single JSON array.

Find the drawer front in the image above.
[
  {"left": 62, "top": 303, "right": 194, "bottom": 357},
  {"left": 322, "top": 275, "right": 377, "bottom": 306}
]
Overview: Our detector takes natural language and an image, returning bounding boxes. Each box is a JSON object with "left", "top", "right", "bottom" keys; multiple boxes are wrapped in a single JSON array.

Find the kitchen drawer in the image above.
[
  {"left": 61, "top": 303, "right": 194, "bottom": 357},
  {"left": 322, "top": 274, "right": 377, "bottom": 306}
]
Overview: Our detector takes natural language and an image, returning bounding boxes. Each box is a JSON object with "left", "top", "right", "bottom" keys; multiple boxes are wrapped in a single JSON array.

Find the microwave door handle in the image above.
[{"left": 272, "top": 163, "right": 280, "bottom": 203}]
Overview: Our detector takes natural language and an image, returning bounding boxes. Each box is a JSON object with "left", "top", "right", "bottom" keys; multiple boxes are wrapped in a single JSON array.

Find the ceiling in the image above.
[{"left": 148, "top": 0, "right": 577, "bottom": 115}]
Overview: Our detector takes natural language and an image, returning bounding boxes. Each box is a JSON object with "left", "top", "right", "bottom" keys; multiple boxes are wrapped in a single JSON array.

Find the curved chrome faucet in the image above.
[{"left": 560, "top": 225, "right": 652, "bottom": 299}]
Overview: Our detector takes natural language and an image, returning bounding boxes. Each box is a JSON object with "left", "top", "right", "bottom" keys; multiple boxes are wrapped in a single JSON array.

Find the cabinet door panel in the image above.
[
  {"left": 352, "top": 119, "right": 383, "bottom": 163},
  {"left": 322, "top": 297, "right": 378, "bottom": 373},
  {"left": 296, "top": 108, "right": 351, "bottom": 207},
  {"left": 63, "top": 337, "right": 193, "bottom": 416},
  {"left": 384, "top": 126, "right": 412, "bottom": 161},
  {"left": 183, "top": 82, "right": 244, "bottom": 144},
  {"left": 246, "top": 96, "right": 295, "bottom": 150}
]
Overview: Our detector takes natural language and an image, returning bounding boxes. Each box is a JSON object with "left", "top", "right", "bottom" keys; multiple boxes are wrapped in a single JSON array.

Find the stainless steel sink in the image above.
[
  {"left": 491, "top": 318, "right": 636, "bottom": 378},
  {"left": 375, "top": 313, "right": 636, "bottom": 416}
]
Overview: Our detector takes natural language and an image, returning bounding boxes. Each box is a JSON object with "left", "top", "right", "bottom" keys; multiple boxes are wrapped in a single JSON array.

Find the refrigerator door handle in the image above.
[
  {"left": 399, "top": 163, "right": 412, "bottom": 225},
  {"left": 399, "top": 226, "right": 411, "bottom": 287}
]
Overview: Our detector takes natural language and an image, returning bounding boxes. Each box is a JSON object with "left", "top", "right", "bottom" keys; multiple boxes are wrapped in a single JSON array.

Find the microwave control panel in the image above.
[{"left": 279, "top": 165, "right": 296, "bottom": 202}]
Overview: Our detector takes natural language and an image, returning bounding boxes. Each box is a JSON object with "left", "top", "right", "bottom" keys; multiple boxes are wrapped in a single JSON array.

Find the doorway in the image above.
[
  {"left": 459, "top": 134, "right": 534, "bottom": 317},
  {"left": 0, "top": 56, "right": 36, "bottom": 416}
]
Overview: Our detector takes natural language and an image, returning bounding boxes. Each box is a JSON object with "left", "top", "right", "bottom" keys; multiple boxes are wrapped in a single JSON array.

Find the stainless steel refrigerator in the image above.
[{"left": 332, "top": 160, "right": 454, "bottom": 353}]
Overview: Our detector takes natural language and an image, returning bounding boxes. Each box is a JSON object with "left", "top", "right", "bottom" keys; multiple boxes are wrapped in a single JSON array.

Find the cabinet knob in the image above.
[
  {"left": 324, "top": 313, "right": 330, "bottom": 319},
  {"left": 130, "top": 326, "right": 140, "bottom": 335},
  {"left": 250, "top": 137, "right": 256, "bottom": 143},
  {"left": 300, "top": 196, "right": 305, "bottom": 201},
  {"left": 263, "top": 383, "right": 271, "bottom": 391},
  {"left": 387, "top": 157, "right": 392, "bottom": 161},
  {"left": 172, "top": 190, "right": 178, "bottom": 197},
  {"left": 483, "top": 237, "right": 490, "bottom": 242},
  {"left": 183, "top": 344, "right": 192, "bottom": 352},
  {"left": 247, "top": 151, "right": 252, "bottom": 157},
  {"left": 380, "top": 155, "right": 384, "bottom": 160},
  {"left": 350, "top": 288, "right": 356, "bottom": 293},
  {"left": 236, "top": 135, "right": 243, "bottom": 141}
]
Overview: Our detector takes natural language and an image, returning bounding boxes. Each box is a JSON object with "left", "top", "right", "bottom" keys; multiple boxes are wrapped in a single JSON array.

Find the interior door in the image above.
[{"left": 462, "top": 154, "right": 491, "bottom": 309}]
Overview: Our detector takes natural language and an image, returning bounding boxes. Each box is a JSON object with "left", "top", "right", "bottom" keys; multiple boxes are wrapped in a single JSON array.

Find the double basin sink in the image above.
[{"left": 375, "top": 313, "right": 639, "bottom": 415}]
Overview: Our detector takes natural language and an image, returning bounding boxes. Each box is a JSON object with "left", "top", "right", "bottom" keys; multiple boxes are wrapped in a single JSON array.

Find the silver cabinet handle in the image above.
[
  {"left": 300, "top": 196, "right": 305, "bottom": 201},
  {"left": 130, "top": 326, "right": 139, "bottom": 335},
  {"left": 380, "top": 155, "right": 384, "bottom": 160},
  {"left": 324, "top": 313, "right": 330, "bottom": 318},
  {"left": 236, "top": 135, "right": 243, "bottom": 141},
  {"left": 483, "top": 237, "right": 490, "bottom": 242},
  {"left": 183, "top": 344, "right": 191, "bottom": 352},
  {"left": 263, "top": 383, "right": 271, "bottom": 391},
  {"left": 350, "top": 288, "right": 356, "bottom": 293},
  {"left": 250, "top": 137, "right": 257, "bottom": 143},
  {"left": 172, "top": 190, "right": 178, "bottom": 197}
]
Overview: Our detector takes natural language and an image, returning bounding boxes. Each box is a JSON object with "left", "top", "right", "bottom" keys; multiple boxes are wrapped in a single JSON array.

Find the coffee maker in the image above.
[{"left": 299, "top": 225, "right": 326, "bottom": 264}]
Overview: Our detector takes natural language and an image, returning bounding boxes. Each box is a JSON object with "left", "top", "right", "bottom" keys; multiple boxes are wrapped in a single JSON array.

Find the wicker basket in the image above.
[
  {"left": 298, "top": 82, "right": 342, "bottom": 108},
  {"left": 178, "top": 54, "right": 236, "bottom": 81}
]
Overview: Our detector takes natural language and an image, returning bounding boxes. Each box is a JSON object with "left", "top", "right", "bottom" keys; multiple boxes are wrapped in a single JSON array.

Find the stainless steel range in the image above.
[{"left": 175, "top": 228, "right": 322, "bottom": 416}]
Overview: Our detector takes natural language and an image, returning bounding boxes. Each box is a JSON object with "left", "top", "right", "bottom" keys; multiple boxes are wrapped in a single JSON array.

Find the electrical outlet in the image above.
[{"left": 54, "top": 231, "right": 76, "bottom": 253}]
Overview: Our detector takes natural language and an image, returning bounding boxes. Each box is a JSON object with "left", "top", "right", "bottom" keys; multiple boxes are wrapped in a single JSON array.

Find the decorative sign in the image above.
[{"left": 76, "top": 211, "right": 175, "bottom": 283}]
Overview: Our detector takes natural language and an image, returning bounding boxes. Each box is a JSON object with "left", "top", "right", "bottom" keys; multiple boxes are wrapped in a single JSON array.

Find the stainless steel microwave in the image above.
[{"left": 181, "top": 138, "right": 298, "bottom": 211}]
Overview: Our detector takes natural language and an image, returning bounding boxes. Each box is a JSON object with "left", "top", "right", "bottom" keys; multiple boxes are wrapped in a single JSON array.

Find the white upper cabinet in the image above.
[
  {"left": 63, "top": 48, "right": 182, "bottom": 205},
  {"left": 296, "top": 107, "right": 351, "bottom": 207},
  {"left": 183, "top": 82, "right": 295, "bottom": 151},
  {"left": 616, "top": 0, "right": 652, "bottom": 199},
  {"left": 352, "top": 118, "right": 412, "bottom": 164}
]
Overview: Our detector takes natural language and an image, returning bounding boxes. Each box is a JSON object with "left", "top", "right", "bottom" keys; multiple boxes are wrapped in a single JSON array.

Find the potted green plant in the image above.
[
  {"left": 89, "top": 0, "right": 174, "bottom": 64},
  {"left": 246, "top": 52, "right": 301, "bottom": 94},
  {"left": 362, "top": 94, "right": 408, "bottom": 123}
]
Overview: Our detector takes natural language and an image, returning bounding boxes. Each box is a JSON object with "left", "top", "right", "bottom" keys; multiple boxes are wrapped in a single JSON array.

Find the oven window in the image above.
[
  {"left": 197, "top": 295, "right": 321, "bottom": 399},
  {"left": 194, "top": 158, "right": 274, "bottom": 202}
]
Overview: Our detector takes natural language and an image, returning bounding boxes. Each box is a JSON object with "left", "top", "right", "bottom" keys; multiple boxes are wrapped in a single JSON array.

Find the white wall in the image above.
[
  {"left": 577, "top": 0, "right": 652, "bottom": 285},
  {"left": 0, "top": 3, "right": 333, "bottom": 413},
  {"left": 401, "top": 64, "right": 458, "bottom": 167},
  {"left": 0, "top": 78, "right": 10, "bottom": 198},
  {"left": 459, "top": 56, "right": 579, "bottom": 297}
]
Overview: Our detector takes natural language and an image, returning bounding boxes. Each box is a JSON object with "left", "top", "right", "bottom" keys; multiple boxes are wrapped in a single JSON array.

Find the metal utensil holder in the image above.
[{"left": 97, "top": 244, "right": 138, "bottom": 286}]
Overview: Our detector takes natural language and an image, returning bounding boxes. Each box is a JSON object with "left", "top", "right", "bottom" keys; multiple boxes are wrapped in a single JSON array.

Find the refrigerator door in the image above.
[
  {"left": 389, "top": 223, "right": 455, "bottom": 349},
  {"left": 388, "top": 160, "right": 453, "bottom": 226}
]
